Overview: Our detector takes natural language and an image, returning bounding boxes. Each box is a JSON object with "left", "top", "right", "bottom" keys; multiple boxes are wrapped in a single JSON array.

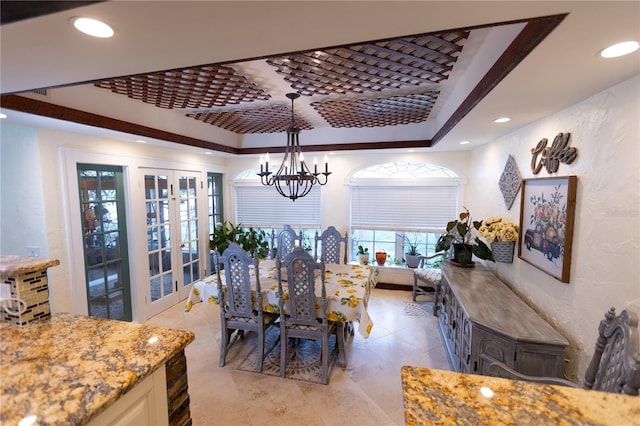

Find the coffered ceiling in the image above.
[{"left": 1, "top": 1, "right": 638, "bottom": 155}]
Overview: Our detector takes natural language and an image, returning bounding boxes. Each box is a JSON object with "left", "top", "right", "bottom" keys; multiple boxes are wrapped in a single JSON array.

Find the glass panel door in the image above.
[
  {"left": 177, "top": 173, "right": 199, "bottom": 296},
  {"left": 144, "top": 170, "right": 202, "bottom": 316},
  {"left": 78, "top": 164, "right": 131, "bottom": 321}
]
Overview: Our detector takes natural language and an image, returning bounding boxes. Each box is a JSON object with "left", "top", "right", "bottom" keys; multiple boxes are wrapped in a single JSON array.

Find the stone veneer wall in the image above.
[
  {"left": 1, "top": 269, "right": 51, "bottom": 325},
  {"left": 165, "top": 349, "right": 192, "bottom": 426}
]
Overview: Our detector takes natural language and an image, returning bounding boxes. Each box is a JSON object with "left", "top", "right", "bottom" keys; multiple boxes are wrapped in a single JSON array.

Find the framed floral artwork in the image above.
[{"left": 518, "top": 176, "right": 577, "bottom": 283}]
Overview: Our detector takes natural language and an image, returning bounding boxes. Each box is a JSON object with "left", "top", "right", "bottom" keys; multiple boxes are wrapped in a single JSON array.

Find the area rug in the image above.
[
  {"left": 403, "top": 301, "right": 433, "bottom": 317},
  {"left": 236, "top": 326, "right": 338, "bottom": 384}
]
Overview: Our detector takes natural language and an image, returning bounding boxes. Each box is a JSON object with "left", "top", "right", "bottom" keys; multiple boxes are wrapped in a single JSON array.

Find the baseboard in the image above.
[{"left": 375, "top": 282, "right": 435, "bottom": 293}]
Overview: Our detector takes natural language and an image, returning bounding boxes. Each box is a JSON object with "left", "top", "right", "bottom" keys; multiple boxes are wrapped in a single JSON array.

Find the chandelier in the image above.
[{"left": 257, "top": 93, "right": 331, "bottom": 201}]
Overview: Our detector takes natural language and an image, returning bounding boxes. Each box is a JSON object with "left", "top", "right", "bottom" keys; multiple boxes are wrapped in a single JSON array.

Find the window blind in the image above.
[
  {"left": 350, "top": 185, "right": 458, "bottom": 231},
  {"left": 235, "top": 185, "right": 321, "bottom": 228}
]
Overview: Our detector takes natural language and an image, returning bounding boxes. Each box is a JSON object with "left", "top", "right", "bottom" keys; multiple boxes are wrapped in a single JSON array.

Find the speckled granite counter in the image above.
[
  {"left": 0, "top": 255, "right": 60, "bottom": 276},
  {"left": 0, "top": 313, "right": 195, "bottom": 425},
  {"left": 0, "top": 255, "right": 61, "bottom": 325},
  {"left": 401, "top": 366, "right": 640, "bottom": 425}
]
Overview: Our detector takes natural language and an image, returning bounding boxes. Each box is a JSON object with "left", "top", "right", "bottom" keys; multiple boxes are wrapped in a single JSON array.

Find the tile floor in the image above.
[{"left": 146, "top": 288, "right": 451, "bottom": 426}]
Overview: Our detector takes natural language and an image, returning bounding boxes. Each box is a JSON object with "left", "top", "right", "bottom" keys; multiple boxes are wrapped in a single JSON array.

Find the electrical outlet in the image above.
[{"left": 27, "top": 247, "right": 39, "bottom": 257}]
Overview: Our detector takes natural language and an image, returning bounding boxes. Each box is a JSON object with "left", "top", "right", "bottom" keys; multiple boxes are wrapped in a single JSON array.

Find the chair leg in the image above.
[
  {"left": 321, "top": 332, "right": 329, "bottom": 385},
  {"left": 336, "top": 323, "right": 347, "bottom": 368},
  {"left": 219, "top": 328, "right": 230, "bottom": 367},
  {"left": 279, "top": 325, "right": 287, "bottom": 378},
  {"left": 256, "top": 327, "right": 265, "bottom": 373},
  {"left": 412, "top": 277, "right": 418, "bottom": 301}
]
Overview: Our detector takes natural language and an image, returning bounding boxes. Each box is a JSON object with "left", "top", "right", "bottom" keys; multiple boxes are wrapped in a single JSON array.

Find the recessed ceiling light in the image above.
[
  {"left": 600, "top": 41, "right": 640, "bottom": 58},
  {"left": 204, "top": 151, "right": 212, "bottom": 155},
  {"left": 135, "top": 139, "right": 147, "bottom": 144},
  {"left": 0, "top": 113, "right": 7, "bottom": 119},
  {"left": 72, "top": 17, "right": 114, "bottom": 38},
  {"left": 494, "top": 117, "right": 511, "bottom": 123},
  {"left": 460, "top": 140, "right": 470, "bottom": 145},
  {"left": 408, "top": 149, "right": 415, "bottom": 152}
]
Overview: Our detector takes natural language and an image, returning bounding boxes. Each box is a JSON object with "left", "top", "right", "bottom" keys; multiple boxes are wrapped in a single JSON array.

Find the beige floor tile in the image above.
[{"left": 147, "top": 287, "right": 452, "bottom": 425}]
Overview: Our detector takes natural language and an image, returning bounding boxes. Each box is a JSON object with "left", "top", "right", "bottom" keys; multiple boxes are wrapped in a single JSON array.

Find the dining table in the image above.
[{"left": 185, "top": 260, "right": 378, "bottom": 339}]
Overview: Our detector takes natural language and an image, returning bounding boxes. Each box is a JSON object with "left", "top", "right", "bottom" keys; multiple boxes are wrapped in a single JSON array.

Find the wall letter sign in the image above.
[{"left": 530, "top": 132, "right": 577, "bottom": 174}]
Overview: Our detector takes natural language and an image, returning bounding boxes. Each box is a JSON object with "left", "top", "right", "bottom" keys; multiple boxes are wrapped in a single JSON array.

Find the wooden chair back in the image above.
[{"left": 314, "top": 226, "right": 348, "bottom": 264}]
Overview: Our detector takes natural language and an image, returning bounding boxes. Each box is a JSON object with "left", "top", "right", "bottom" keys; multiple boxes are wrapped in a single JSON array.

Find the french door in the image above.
[
  {"left": 144, "top": 169, "right": 202, "bottom": 316},
  {"left": 77, "top": 164, "right": 132, "bottom": 321}
]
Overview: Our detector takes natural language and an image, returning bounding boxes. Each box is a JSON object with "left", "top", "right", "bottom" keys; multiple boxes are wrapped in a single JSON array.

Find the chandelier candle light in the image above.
[{"left": 257, "top": 93, "right": 331, "bottom": 201}]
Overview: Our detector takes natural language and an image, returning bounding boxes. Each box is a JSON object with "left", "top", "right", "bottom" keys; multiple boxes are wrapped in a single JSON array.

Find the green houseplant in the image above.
[
  {"left": 401, "top": 234, "right": 421, "bottom": 268},
  {"left": 357, "top": 245, "right": 370, "bottom": 264},
  {"left": 210, "top": 221, "right": 270, "bottom": 259},
  {"left": 435, "top": 208, "right": 494, "bottom": 266}
]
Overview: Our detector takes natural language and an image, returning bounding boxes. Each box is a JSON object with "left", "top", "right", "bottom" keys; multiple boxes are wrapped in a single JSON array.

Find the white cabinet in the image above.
[{"left": 88, "top": 367, "right": 169, "bottom": 426}]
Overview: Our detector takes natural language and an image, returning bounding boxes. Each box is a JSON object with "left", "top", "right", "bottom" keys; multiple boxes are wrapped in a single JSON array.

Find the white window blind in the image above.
[
  {"left": 235, "top": 185, "right": 321, "bottom": 228},
  {"left": 351, "top": 185, "right": 458, "bottom": 231}
]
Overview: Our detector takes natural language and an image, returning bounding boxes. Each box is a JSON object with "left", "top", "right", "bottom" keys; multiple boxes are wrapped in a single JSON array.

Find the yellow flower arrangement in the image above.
[{"left": 478, "top": 216, "right": 519, "bottom": 243}]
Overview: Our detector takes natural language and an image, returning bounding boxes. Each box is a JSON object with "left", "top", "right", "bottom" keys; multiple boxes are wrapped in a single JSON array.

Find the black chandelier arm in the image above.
[
  {"left": 258, "top": 92, "right": 331, "bottom": 201},
  {"left": 312, "top": 171, "right": 332, "bottom": 185}
]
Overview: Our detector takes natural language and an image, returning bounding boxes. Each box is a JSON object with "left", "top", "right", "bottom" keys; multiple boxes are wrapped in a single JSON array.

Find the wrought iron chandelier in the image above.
[{"left": 257, "top": 93, "right": 331, "bottom": 201}]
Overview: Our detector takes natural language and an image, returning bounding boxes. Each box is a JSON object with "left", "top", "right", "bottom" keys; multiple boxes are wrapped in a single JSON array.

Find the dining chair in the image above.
[
  {"left": 482, "top": 307, "right": 640, "bottom": 395},
  {"left": 271, "top": 225, "right": 302, "bottom": 259},
  {"left": 276, "top": 246, "right": 344, "bottom": 384},
  {"left": 215, "top": 243, "right": 278, "bottom": 372},
  {"left": 413, "top": 253, "right": 446, "bottom": 314},
  {"left": 314, "top": 226, "right": 348, "bottom": 264}
]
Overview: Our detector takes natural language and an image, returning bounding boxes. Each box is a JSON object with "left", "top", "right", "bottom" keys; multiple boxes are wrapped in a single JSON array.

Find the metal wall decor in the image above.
[
  {"left": 531, "top": 132, "right": 577, "bottom": 174},
  {"left": 498, "top": 155, "right": 522, "bottom": 210},
  {"left": 257, "top": 93, "right": 331, "bottom": 201}
]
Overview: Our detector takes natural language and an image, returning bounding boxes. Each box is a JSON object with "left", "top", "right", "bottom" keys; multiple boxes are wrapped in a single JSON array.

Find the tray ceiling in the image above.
[{"left": 1, "top": 2, "right": 638, "bottom": 155}]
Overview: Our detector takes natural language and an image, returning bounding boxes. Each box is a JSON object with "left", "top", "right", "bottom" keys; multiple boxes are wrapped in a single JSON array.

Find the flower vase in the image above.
[
  {"left": 491, "top": 241, "right": 515, "bottom": 263},
  {"left": 375, "top": 251, "right": 387, "bottom": 266},
  {"left": 358, "top": 253, "right": 370, "bottom": 264}
]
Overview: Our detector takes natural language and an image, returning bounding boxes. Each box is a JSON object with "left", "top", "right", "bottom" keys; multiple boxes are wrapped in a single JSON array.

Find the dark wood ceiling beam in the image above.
[
  {"left": 0, "top": 94, "right": 237, "bottom": 154},
  {"left": 238, "top": 139, "right": 433, "bottom": 155},
  {"left": 431, "top": 14, "right": 568, "bottom": 146},
  {"left": 1, "top": 94, "right": 430, "bottom": 152}
]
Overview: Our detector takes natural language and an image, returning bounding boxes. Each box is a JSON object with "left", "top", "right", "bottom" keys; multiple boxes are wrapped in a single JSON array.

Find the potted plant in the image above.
[
  {"left": 357, "top": 245, "right": 370, "bottom": 264},
  {"left": 435, "top": 208, "right": 494, "bottom": 266},
  {"left": 209, "top": 221, "right": 243, "bottom": 254},
  {"left": 478, "top": 216, "right": 519, "bottom": 263},
  {"left": 237, "top": 226, "right": 270, "bottom": 259},
  {"left": 210, "top": 221, "right": 270, "bottom": 259},
  {"left": 401, "top": 234, "right": 421, "bottom": 268},
  {"left": 375, "top": 250, "right": 387, "bottom": 266}
]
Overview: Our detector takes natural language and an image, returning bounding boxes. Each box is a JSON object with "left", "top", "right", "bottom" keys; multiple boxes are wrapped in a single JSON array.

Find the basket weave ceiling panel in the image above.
[
  {"left": 91, "top": 29, "right": 469, "bottom": 133},
  {"left": 94, "top": 65, "right": 270, "bottom": 109},
  {"left": 186, "top": 105, "right": 314, "bottom": 134},
  {"left": 266, "top": 31, "right": 468, "bottom": 97},
  {"left": 311, "top": 91, "right": 439, "bottom": 128}
]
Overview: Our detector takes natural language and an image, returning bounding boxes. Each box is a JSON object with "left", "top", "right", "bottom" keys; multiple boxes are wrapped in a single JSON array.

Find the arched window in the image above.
[{"left": 349, "top": 162, "right": 462, "bottom": 265}]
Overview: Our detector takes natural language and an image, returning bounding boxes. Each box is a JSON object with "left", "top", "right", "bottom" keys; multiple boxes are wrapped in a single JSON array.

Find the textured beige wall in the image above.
[{"left": 466, "top": 75, "right": 640, "bottom": 381}]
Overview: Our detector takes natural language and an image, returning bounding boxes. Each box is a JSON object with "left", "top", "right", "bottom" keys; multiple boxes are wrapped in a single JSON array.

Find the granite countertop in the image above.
[
  {"left": 0, "top": 313, "right": 195, "bottom": 425},
  {"left": 401, "top": 366, "right": 640, "bottom": 425},
  {"left": 0, "top": 255, "right": 60, "bottom": 276}
]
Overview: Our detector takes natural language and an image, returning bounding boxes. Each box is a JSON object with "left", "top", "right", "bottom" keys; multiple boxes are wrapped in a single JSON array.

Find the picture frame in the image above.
[{"left": 518, "top": 176, "right": 577, "bottom": 283}]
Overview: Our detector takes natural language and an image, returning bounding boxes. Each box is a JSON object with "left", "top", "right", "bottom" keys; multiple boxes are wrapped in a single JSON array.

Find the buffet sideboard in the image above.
[{"left": 436, "top": 262, "right": 569, "bottom": 377}]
